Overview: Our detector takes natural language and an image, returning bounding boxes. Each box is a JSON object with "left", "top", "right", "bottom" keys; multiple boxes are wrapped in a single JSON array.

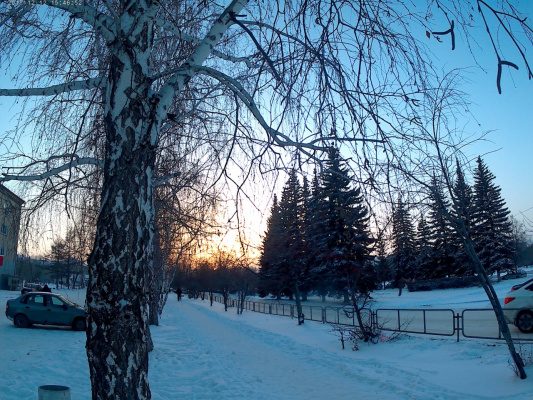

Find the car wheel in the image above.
[
  {"left": 72, "top": 318, "right": 86, "bottom": 331},
  {"left": 515, "top": 310, "right": 533, "bottom": 334},
  {"left": 14, "top": 314, "right": 30, "bottom": 329}
]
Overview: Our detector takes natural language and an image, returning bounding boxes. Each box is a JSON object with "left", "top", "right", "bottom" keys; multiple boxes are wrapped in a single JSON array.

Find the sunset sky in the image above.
[{"left": 0, "top": 2, "right": 532, "bottom": 255}]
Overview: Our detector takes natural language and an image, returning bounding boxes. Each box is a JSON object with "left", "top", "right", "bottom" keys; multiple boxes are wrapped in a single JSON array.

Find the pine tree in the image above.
[
  {"left": 374, "top": 234, "right": 393, "bottom": 289},
  {"left": 299, "top": 176, "right": 313, "bottom": 301},
  {"left": 279, "top": 169, "right": 308, "bottom": 321},
  {"left": 311, "top": 147, "right": 374, "bottom": 301},
  {"left": 391, "top": 197, "right": 417, "bottom": 285},
  {"left": 471, "top": 157, "right": 515, "bottom": 278},
  {"left": 306, "top": 168, "right": 330, "bottom": 301},
  {"left": 451, "top": 159, "right": 474, "bottom": 276},
  {"left": 414, "top": 215, "right": 433, "bottom": 280},
  {"left": 426, "top": 178, "right": 457, "bottom": 279},
  {"left": 265, "top": 171, "right": 301, "bottom": 298},
  {"left": 259, "top": 195, "right": 284, "bottom": 298}
]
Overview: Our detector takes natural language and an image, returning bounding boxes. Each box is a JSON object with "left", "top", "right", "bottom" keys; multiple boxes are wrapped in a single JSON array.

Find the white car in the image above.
[{"left": 503, "top": 278, "right": 533, "bottom": 333}]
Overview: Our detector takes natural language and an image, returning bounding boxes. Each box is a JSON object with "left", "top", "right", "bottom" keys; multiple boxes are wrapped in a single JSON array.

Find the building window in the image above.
[
  {"left": 0, "top": 246, "right": 5, "bottom": 256},
  {"left": 1, "top": 224, "right": 7, "bottom": 235}
]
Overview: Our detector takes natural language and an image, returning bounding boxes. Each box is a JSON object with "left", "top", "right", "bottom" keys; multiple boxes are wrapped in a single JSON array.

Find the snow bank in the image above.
[{"left": 1, "top": 277, "right": 532, "bottom": 399}]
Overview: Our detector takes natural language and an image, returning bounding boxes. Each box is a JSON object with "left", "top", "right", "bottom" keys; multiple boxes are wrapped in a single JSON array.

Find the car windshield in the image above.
[{"left": 59, "top": 296, "right": 82, "bottom": 307}]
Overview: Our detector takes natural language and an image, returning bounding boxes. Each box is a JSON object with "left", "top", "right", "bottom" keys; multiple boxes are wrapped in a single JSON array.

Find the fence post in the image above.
[
  {"left": 397, "top": 309, "right": 401, "bottom": 332},
  {"left": 455, "top": 313, "right": 461, "bottom": 342}
]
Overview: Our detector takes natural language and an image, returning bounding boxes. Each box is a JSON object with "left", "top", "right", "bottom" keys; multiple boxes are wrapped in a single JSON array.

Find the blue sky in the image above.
[
  {"left": 423, "top": 2, "right": 533, "bottom": 234},
  {"left": 463, "top": 72, "right": 533, "bottom": 230},
  {"left": 0, "top": 2, "right": 532, "bottom": 241}
]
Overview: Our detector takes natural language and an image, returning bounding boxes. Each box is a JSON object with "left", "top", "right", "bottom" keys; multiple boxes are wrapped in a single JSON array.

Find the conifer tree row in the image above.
[
  {"left": 260, "top": 154, "right": 518, "bottom": 302},
  {"left": 259, "top": 148, "right": 375, "bottom": 305},
  {"left": 390, "top": 157, "right": 516, "bottom": 283}
]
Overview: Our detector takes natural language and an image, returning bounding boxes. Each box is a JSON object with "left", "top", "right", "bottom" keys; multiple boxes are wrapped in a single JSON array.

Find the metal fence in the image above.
[
  {"left": 211, "top": 295, "right": 533, "bottom": 342},
  {"left": 376, "top": 308, "right": 456, "bottom": 337},
  {"left": 461, "top": 308, "right": 533, "bottom": 341}
]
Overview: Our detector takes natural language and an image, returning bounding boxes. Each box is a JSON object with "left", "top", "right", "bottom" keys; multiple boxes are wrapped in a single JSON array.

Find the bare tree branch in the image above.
[
  {"left": 0, "top": 76, "right": 105, "bottom": 97},
  {"left": 0, "top": 155, "right": 103, "bottom": 183}
]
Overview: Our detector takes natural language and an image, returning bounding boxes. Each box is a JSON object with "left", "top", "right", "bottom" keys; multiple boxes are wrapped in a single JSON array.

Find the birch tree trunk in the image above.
[
  {"left": 148, "top": 228, "right": 163, "bottom": 327},
  {"left": 459, "top": 225, "right": 526, "bottom": 378},
  {"left": 85, "top": 3, "right": 158, "bottom": 397}
]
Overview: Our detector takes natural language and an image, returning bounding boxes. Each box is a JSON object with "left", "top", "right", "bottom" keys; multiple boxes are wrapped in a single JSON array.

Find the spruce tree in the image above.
[
  {"left": 299, "top": 176, "right": 313, "bottom": 301},
  {"left": 260, "top": 169, "right": 310, "bottom": 323},
  {"left": 471, "top": 157, "right": 515, "bottom": 278},
  {"left": 278, "top": 169, "right": 307, "bottom": 322},
  {"left": 391, "top": 197, "right": 417, "bottom": 286},
  {"left": 426, "top": 178, "right": 457, "bottom": 279},
  {"left": 374, "top": 234, "right": 393, "bottom": 290},
  {"left": 268, "top": 170, "right": 303, "bottom": 299},
  {"left": 311, "top": 147, "right": 374, "bottom": 301},
  {"left": 451, "top": 159, "right": 474, "bottom": 276},
  {"left": 415, "top": 215, "right": 433, "bottom": 280},
  {"left": 259, "top": 195, "right": 284, "bottom": 298},
  {"left": 306, "top": 168, "right": 330, "bottom": 301}
]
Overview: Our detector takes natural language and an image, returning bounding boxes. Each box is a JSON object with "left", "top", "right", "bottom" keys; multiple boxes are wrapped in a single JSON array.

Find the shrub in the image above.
[{"left": 407, "top": 276, "right": 480, "bottom": 292}]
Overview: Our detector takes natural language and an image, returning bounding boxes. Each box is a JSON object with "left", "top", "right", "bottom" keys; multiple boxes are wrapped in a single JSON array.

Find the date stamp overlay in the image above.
[{"left": 6, "top": 0, "right": 84, "bottom": 6}]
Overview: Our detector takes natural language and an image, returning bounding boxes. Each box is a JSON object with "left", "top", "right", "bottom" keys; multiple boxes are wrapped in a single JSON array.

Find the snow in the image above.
[{"left": 1, "top": 277, "right": 533, "bottom": 399}]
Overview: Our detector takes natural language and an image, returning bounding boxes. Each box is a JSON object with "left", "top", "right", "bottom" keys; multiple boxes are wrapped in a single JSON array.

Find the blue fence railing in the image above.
[{"left": 209, "top": 295, "right": 533, "bottom": 342}]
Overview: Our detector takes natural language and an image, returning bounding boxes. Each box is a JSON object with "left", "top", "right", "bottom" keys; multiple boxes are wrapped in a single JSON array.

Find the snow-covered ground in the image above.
[{"left": 1, "top": 277, "right": 533, "bottom": 399}]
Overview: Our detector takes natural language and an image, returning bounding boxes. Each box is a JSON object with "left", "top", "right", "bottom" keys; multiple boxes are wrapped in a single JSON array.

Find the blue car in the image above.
[
  {"left": 502, "top": 269, "right": 527, "bottom": 280},
  {"left": 5, "top": 292, "right": 86, "bottom": 331}
]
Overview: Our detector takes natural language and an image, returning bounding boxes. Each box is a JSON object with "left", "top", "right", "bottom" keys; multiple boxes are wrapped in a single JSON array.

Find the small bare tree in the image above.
[
  {"left": 148, "top": 163, "right": 221, "bottom": 327},
  {"left": 388, "top": 73, "right": 527, "bottom": 378}
]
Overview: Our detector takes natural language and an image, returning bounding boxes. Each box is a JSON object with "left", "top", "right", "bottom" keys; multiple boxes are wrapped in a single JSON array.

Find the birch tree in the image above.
[{"left": 0, "top": 0, "right": 531, "bottom": 398}]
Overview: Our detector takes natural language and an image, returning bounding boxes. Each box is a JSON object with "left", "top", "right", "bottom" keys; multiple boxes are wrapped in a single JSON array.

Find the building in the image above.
[
  {"left": 0, "top": 184, "right": 24, "bottom": 289},
  {"left": 16, "top": 257, "right": 88, "bottom": 289}
]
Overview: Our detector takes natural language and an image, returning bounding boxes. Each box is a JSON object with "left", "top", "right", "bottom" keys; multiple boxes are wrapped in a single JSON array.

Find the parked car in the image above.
[
  {"left": 5, "top": 292, "right": 86, "bottom": 331},
  {"left": 502, "top": 269, "right": 527, "bottom": 281},
  {"left": 21, "top": 283, "right": 42, "bottom": 294},
  {"left": 503, "top": 277, "right": 533, "bottom": 333}
]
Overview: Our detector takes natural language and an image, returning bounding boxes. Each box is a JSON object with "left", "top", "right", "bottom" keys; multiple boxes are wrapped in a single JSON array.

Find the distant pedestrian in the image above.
[
  {"left": 42, "top": 284, "right": 52, "bottom": 293},
  {"left": 397, "top": 277, "right": 405, "bottom": 296},
  {"left": 397, "top": 277, "right": 411, "bottom": 296},
  {"left": 176, "top": 287, "right": 182, "bottom": 301}
]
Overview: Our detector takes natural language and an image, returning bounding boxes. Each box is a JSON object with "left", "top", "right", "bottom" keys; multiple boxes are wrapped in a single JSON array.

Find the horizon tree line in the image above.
[
  {"left": 392, "top": 156, "right": 517, "bottom": 284},
  {"left": 259, "top": 147, "right": 374, "bottom": 315},
  {"left": 260, "top": 153, "right": 519, "bottom": 303}
]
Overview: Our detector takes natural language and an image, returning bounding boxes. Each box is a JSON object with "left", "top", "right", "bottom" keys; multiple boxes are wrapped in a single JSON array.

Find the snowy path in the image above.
[
  {"left": 150, "top": 298, "right": 493, "bottom": 400},
  {"left": 1, "top": 287, "right": 532, "bottom": 399}
]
